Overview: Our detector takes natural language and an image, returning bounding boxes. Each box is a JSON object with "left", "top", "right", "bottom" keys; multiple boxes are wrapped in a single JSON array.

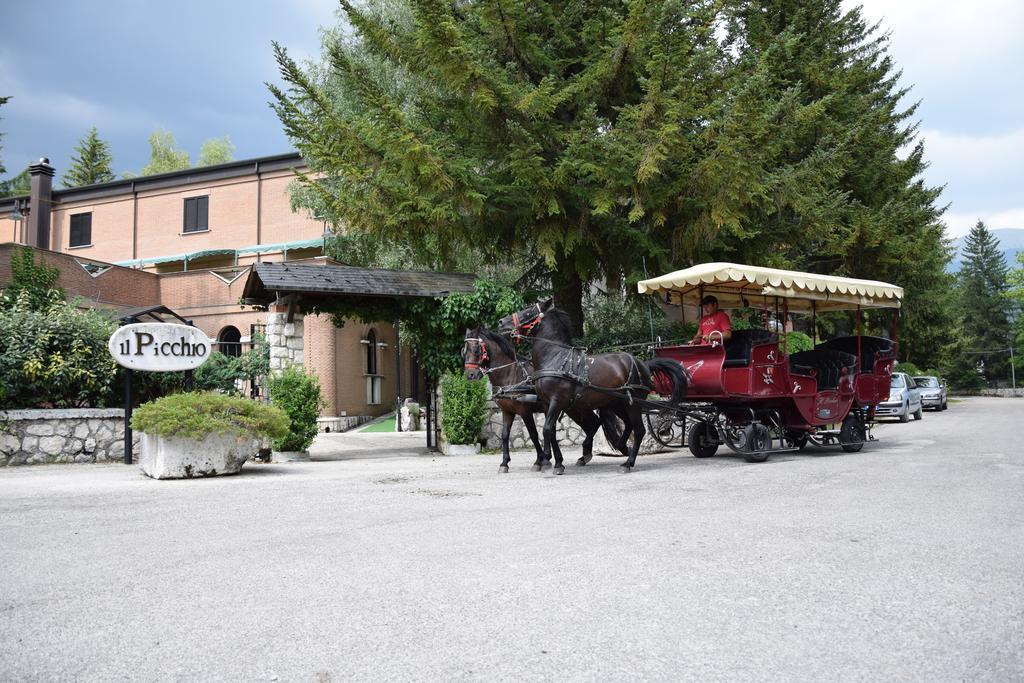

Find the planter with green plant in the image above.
[
  {"left": 267, "top": 366, "right": 325, "bottom": 462},
  {"left": 440, "top": 371, "right": 489, "bottom": 455},
  {"left": 131, "top": 392, "right": 288, "bottom": 479}
]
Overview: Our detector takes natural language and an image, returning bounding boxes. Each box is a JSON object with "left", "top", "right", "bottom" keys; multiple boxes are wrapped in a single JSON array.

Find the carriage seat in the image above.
[
  {"left": 787, "top": 350, "right": 857, "bottom": 390},
  {"left": 723, "top": 329, "right": 779, "bottom": 368},
  {"left": 814, "top": 335, "right": 895, "bottom": 373}
]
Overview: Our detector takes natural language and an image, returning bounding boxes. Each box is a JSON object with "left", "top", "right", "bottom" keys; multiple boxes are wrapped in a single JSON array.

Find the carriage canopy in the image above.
[{"left": 637, "top": 262, "right": 903, "bottom": 312}]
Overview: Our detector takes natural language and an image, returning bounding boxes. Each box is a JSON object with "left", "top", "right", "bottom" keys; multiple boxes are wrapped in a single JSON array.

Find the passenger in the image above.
[{"left": 691, "top": 295, "right": 732, "bottom": 345}]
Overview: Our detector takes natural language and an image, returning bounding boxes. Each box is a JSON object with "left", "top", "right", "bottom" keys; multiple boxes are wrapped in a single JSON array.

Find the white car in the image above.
[
  {"left": 875, "top": 372, "right": 923, "bottom": 422},
  {"left": 913, "top": 376, "right": 948, "bottom": 411}
]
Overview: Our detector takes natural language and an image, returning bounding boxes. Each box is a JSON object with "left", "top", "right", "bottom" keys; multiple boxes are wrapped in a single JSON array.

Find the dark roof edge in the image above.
[{"left": 0, "top": 152, "right": 306, "bottom": 209}]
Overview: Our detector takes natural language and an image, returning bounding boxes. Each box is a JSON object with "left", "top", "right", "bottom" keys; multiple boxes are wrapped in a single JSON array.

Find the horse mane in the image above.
[
  {"left": 541, "top": 307, "right": 575, "bottom": 342},
  {"left": 479, "top": 328, "right": 518, "bottom": 360}
]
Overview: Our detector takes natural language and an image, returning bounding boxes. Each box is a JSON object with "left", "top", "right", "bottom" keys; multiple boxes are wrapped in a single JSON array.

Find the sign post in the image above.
[{"left": 109, "top": 321, "right": 212, "bottom": 464}]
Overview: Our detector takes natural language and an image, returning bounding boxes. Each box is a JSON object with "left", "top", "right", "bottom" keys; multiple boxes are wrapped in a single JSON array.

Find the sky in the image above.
[{"left": 1, "top": 0, "right": 1021, "bottom": 238}]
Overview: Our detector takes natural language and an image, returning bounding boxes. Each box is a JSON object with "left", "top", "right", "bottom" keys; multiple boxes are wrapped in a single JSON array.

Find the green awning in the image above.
[
  {"left": 235, "top": 237, "right": 326, "bottom": 254},
  {"left": 115, "top": 238, "right": 324, "bottom": 268}
]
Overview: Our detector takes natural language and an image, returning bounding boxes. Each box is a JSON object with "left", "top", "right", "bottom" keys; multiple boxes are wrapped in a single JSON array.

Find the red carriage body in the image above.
[{"left": 639, "top": 263, "right": 903, "bottom": 458}]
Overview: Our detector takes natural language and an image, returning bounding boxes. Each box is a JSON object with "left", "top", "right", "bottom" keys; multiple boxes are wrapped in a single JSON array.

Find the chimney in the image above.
[{"left": 28, "top": 157, "right": 55, "bottom": 249}]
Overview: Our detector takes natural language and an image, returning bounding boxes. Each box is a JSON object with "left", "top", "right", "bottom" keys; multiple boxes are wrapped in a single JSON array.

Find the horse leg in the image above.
[
  {"left": 576, "top": 411, "right": 601, "bottom": 466},
  {"left": 542, "top": 404, "right": 565, "bottom": 475},
  {"left": 620, "top": 402, "right": 646, "bottom": 472},
  {"left": 498, "top": 410, "right": 514, "bottom": 473},
  {"left": 612, "top": 406, "right": 633, "bottom": 457},
  {"left": 521, "top": 412, "right": 547, "bottom": 469}
]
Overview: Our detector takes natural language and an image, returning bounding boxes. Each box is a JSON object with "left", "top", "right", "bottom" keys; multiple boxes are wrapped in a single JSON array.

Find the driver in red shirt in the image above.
[{"left": 691, "top": 295, "right": 732, "bottom": 345}]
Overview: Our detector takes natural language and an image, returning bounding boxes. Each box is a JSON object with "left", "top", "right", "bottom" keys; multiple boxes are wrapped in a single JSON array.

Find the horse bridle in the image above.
[
  {"left": 509, "top": 303, "right": 545, "bottom": 344},
  {"left": 462, "top": 337, "right": 491, "bottom": 372}
]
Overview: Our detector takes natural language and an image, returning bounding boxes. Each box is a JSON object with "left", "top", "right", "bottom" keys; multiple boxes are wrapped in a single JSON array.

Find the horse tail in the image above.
[
  {"left": 643, "top": 358, "right": 687, "bottom": 405},
  {"left": 599, "top": 410, "right": 624, "bottom": 448}
]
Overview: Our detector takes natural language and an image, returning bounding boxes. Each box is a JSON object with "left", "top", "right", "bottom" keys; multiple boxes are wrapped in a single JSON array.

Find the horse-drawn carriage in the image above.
[
  {"left": 468, "top": 262, "right": 902, "bottom": 472},
  {"left": 637, "top": 263, "right": 902, "bottom": 462}
]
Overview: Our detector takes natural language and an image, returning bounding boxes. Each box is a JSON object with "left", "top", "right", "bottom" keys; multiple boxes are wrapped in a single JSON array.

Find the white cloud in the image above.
[
  {"left": 0, "top": 51, "right": 156, "bottom": 134},
  {"left": 944, "top": 208, "right": 1024, "bottom": 238},
  {"left": 852, "top": 0, "right": 1024, "bottom": 79},
  {"left": 921, "top": 127, "right": 1024, "bottom": 182}
]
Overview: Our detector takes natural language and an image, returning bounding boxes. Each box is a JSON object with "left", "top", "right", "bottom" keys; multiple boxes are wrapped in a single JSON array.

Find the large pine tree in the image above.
[
  {"left": 62, "top": 127, "right": 115, "bottom": 188},
  {"left": 271, "top": 0, "right": 952, "bottom": 341},
  {"left": 958, "top": 220, "right": 1011, "bottom": 382}
]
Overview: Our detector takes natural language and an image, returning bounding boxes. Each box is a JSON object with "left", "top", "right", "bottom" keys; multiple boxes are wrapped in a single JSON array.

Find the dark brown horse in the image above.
[
  {"left": 462, "top": 328, "right": 630, "bottom": 473},
  {"left": 497, "top": 299, "right": 687, "bottom": 473}
]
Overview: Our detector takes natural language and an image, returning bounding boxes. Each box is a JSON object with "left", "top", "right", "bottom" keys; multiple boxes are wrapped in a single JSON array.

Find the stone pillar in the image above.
[{"left": 266, "top": 306, "right": 305, "bottom": 373}]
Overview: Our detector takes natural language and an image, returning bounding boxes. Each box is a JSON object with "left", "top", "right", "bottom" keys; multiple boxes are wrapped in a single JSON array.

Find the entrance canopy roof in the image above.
[
  {"left": 242, "top": 262, "right": 477, "bottom": 305},
  {"left": 638, "top": 262, "right": 902, "bottom": 312}
]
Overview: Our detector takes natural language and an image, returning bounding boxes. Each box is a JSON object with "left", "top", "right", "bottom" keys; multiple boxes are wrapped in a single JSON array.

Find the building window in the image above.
[
  {"left": 70, "top": 212, "right": 92, "bottom": 247},
  {"left": 218, "top": 326, "right": 242, "bottom": 358},
  {"left": 365, "top": 329, "right": 378, "bottom": 375},
  {"left": 183, "top": 196, "right": 209, "bottom": 233},
  {"left": 364, "top": 328, "right": 382, "bottom": 405}
]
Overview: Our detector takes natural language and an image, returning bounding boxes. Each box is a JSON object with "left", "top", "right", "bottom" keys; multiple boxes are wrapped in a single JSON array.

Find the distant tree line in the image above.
[{"left": 0, "top": 96, "right": 237, "bottom": 196}]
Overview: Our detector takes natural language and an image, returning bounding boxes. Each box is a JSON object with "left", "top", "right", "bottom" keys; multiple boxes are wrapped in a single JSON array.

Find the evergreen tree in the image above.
[
  {"left": 196, "top": 136, "right": 235, "bottom": 166},
  {"left": 957, "top": 220, "right": 1011, "bottom": 382},
  {"left": 270, "top": 0, "right": 952, "bottom": 340},
  {"left": 0, "top": 168, "right": 30, "bottom": 199},
  {"left": 62, "top": 127, "right": 115, "bottom": 188},
  {"left": 137, "top": 129, "right": 190, "bottom": 176},
  {"left": 721, "top": 0, "right": 953, "bottom": 365}
]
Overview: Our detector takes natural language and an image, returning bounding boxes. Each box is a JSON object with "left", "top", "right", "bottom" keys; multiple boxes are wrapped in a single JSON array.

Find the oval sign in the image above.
[{"left": 108, "top": 323, "right": 212, "bottom": 371}]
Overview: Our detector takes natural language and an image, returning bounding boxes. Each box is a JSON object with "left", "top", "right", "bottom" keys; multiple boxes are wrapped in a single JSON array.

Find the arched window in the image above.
[
  {"left": 365, "top": 329, "right": 378, "bottom": 375},
  {"left": 218, "top": 326, "right": 242, "bottom": 357}
]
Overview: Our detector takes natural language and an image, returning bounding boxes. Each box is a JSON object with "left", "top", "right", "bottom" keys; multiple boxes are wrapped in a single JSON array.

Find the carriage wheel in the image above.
[
  {"left": 687, "top": 421, "right": 719, "bottom": 458},
  {"left": 742, "top": 423, "right": 772, "bottom": 463},
  {"left": 646, "top": 411, "right": 686, "bottom": 449},
  {"left": 839, "top": 414, "right": 865, "bottom": 453}
]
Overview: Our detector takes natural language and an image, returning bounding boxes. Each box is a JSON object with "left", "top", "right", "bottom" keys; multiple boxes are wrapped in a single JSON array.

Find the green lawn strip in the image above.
[{"left": 360, "top": 417, "right": 397, "bottom": 433}]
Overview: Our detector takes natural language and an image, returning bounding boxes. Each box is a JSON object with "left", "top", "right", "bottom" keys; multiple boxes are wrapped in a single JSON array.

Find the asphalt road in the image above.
[{"left": 1, "top": 398, "right": 1022, "bottom": 681}]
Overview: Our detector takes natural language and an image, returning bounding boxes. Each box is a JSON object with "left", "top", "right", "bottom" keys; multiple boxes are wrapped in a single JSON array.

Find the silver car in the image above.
[
  {"left": 914, "top": 376, "right": 948, "bottom": 411},
  {"left": 875, "top": 372, "right": 923, "bottom": 422}
]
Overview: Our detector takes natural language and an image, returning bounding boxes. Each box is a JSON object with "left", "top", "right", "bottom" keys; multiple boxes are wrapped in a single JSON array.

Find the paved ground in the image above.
[{"left": 1, "top": 398, "right": 1022, "bottom": 681}]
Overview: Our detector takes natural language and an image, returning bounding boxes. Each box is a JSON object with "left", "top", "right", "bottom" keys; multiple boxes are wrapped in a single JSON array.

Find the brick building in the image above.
[{"left": 0, "top": 154, "right": 471, "bottom": 425}]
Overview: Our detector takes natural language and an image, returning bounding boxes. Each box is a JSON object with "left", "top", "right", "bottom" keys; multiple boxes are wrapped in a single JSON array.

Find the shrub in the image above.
[
  {"left": 0, "top": 291, "right": 119, "bottom": 409},
  {"left": 580, "top": 295, "right": 694, "bottom": 357},
  {"left": 131, "top": 392, "right": 288, "bottom": 442},
  {"left": 785, "top": 331, "right": 814, "bottom": 354},
  {"left": 440, "top": 371, "right": 489, "bottom": 445},
  {"left": 267, "top": 366, "right": 325, "bottom": 452}
]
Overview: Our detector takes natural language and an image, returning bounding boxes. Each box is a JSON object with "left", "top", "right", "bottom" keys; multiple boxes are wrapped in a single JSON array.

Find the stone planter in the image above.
[
  {"left": 139, "top": 432, "right": 261, "bottom": 479},
  {"left": 443, "top": 443, "right": 481, "bottom": 456},
  {"left": 270, "top": 450, "right": 310, "bottom": 463}
]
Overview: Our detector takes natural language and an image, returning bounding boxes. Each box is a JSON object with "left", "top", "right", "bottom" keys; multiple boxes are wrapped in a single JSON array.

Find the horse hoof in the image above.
[
  {"left": 531, "top": 464, "right": 542, "bottom": 472},
  {"left": 619, "top": 465, "right": 632, "bottom": 473},
  {"left": 554, "top": 466, "right": 565, "bottom": 475},
  {"left": 499, "top": 465, "right": 509, "bottom": 473},
  {"left": 539, "top": 462, "right": 551, "bottom": 470},
  {"left": 575, "top": 457, "right": 587, "bottom": 466}
]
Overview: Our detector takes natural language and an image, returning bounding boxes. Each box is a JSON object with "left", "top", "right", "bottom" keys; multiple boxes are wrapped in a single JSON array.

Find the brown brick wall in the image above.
[
  {"left": 0, "top": 243, "right": 159, "bottom": 309},
  {"left": 40, "top": 168, "right": 325, "bottom": 267}
]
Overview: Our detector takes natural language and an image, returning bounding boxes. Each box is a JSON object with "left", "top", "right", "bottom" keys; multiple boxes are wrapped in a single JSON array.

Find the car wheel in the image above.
[
  {"left": 941, "top": 400, "right": 947, "bottom": 411},
  {"left": 899, "top": 404, "right": 909, "bottom": 423},
  {"left": 913, "top": 406, "right": 923, "bottom": 420}
]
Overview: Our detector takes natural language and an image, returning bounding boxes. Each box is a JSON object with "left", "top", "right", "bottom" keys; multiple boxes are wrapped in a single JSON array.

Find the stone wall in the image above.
[
  {"left": 952, "top": 388, "right": 1024, "bottom": 398},
  {"left": 1, "top": 409, "right": 139, "bottom": 466},
  {"left": 266, "top": 310, "right": 304, "bottom": 372},
  {"left": 479, "top": 402, "right": 665, "bottom": 455}
]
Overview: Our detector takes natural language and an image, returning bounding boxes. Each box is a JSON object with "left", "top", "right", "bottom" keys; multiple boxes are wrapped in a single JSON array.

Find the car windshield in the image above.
[
  {"left": 915, "top": 377, "right": 939, "bottom": 388},
  {"left": 890, "top": 375, "right": 905, "bottom": 388}
]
